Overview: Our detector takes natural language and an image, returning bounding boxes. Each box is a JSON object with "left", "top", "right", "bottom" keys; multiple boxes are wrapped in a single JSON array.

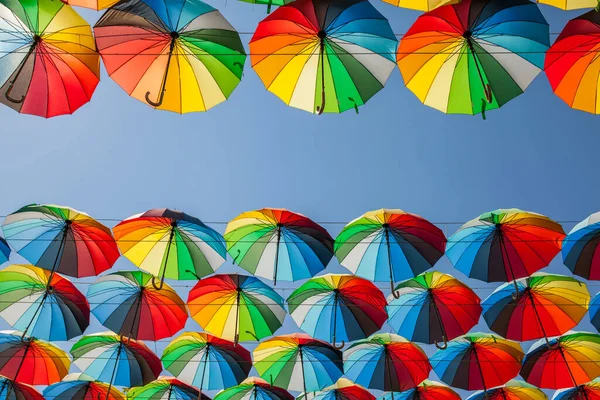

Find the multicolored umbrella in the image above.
[
  {"left": 162, "top": 332, "right": 252, "bottom": 391},
  {"left": 213, "top": 377, "right": 293, "bottom": 400},
  {"left": 562, "top": 211, "right": 600, "bottom": 280},
  {"left": 334, "top": 209, "right": 446, "bottom": 296},
  {"left": 397, "top": 0, "right": 550, "bottom": 119},
  {"left": 63, "top": 0, "right": 119, "bottom": 11},
  {"left": 537, "top": 1, "right": 599, "bottom": 10},
  {"left": 0, "top": 377, "right": 42, "bottom": 400},
  {"left": 127, "top": 377, "right": 210, "bottom": 400},
  {"left": 387, "top": 271, "right": 481, "bottom": 349},
  {"left": 588, "top": 292, "right": 600, "bottom": 332},
  {"left": 43, "top": 373, "right": 125, "bottom": 400},
  {"left": 430, "top": 333, "right": 524, "bottom": 391},
  {"left": 2, "top": 204, "right": 119, "bottom": 278},
  {"left": 0, "top": 264, "right": 89, "bottom": 341},
  {"left": 466, "top": 380, "right": 547, "bottom": 400},
  {"left": 307, "top": 378, "right": 374, "bottom": 400},
  {"left": 87, "top": 270, "right": 188, "bottom": 341},
  {"left": 94, "top": 0, "right": 245, "bottom": 113},
  {"left": 0, "top": 238, "right": 10, "bottom": 264},
  {"left": 188, "top": 274, "right": 286, "bottom": 345},
  {"left": 344, "top": 334, "right": 431, "bottom": 392},
  {"left": 113, "top": 209, "right": 226, "bottom": 289},
  {"left": 287, "top": 274, "right": 388, "bottom": 348},
  {"left": 225, "top": 209, "right": 333, "bottom": 284},
  {"left": 483, "top": 274, "right": 589, "bottom": 343},
  {"left": 381, "top": 0, "right": 457, "bottom": 11},
  {"left": 521, "top": 332, "right": 600, "bottom": 389},
  {"left": 553, "top": 378, "right": 600, "bottom": 400},
  {"left": 377, "top": 381, "right": 460, "bottom": 400},
  {"left": 253, "top": 334, "right": 344, "bottom": 394},
  {"left": 249, "top": 0, "right": 398, "bottom": 114}
]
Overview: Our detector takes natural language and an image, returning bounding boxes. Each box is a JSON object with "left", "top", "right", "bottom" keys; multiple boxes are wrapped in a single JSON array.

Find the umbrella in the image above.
[
  {"left": 0, "top": 377, "right": 42, "bottom": 400},
  {"left": 467, "top": 380, "right": 547, "bottom": 400},
  {"left": 213, "top": 377, "right": 293, "bottom": 400},
  {"left": 589, "top": 292, "right": 600, "bottom": 332},
  {"left": 127, "top": 377, "right": 210, "bottom": 400},
  {"left": 430, "top": 333, "right": 524, "bottom": 392},
  {"left": 334, "top": 209, "right": 446, "bottom": 296},
  {"left": 2, "top": 204, "right": 119, "bottom": 278},
  {"left": 249, "top": 0, "right": 397, "bottom": 114},
  {"left": 521, "top": 332, "right": 600, "bottom": 389},
  {"left": 381, "top": 0, "right": 457, "bottom": 11},
  {"left": 377, "top": 381, "right": 460, "bottom": 400},
  {"left": 0, "top": 0, "right": 99, "bottom": 118},
  {"left": 307, "top": 378, "right": 374, "bottom": 400},
  {"left": 537, "top": 1, "right": 599, "bottom": 10},
  {"left": 94, "top": 0, "right": 245, "bottom": 113},
  {"left": 0, "top": 264, "right": 89, "bottom": 341},
  {"left": 162, "top": 332, "right": 252, "bottom": 391},
  {"left": 387, "top": 271, "right": 481, "bottom": 349},
  {"left": 253, "top": 334, "right": 344, "bottom": 394},
  {"left": 287, "top": 274, "right": 388, "bottom": 348},
  {"left": 0, "top": 238, "right": 9, "bottom": 264},
  {"left": 553, "top": 378, "right": 600, "bottom": 400},
  {"left": 87, "top": 270, "right": 188, "bottom": 341},
  {"left": 113, "top": 209, "right": 226, "bottom": 289},
  {"left": 43, "top": 373, "right": 125, "bottom": 400},
  {"left": 225, "top": 209, "right": 333, "bottom": 284},
  {"left": 188, "top": 274, "right": 286, "bottom": 345},
  {"left": 562, "top": 211, "right": 600, "bottom": 280},
  {"left": 397, "top": 0, "right": 550, "bottom": 119},
  {"left": 483, "top": 274, "right": 589, "bottom": 344},
  {"left": 63, "top": 0, "right": 119, "bottom": 11}
]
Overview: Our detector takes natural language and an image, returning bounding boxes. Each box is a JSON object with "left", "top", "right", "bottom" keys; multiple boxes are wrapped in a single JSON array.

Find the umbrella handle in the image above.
[
  {"left": 511, "top": 279, "right": 520, "bottom": 300},
  {"left": 234, "top": 61, "right": 244, "bottom": 75},
  {"left": 151, "top": 276, "right": 165, "bottom": 290},
  {"left": 234, "top": 332, "right": 239, "bottom": 346},
  {"left": 333, "top": 340, "right": 345, "bottom": 350},
  {"left": 20, "top": 332, "right": 33, "bottom": 343},
  {"left": 390, "top": 280, "right": 400, "bottom": 299},
  {"left": 145, "top": 90, "right": 165, "bottom": 107},
  {"left": 545, "top": 336, "right": 560, "bottom": 349},
  {"left": 185, "top": 269, "right": 202, "bottom": 280},
  {"left": 47, "top": 285, "right": 55, "bottom": 295},
  {"left": 348, "top": 97, "right": 359, "bottom": 114},
  {"left": 233, "top": 249, "right": 241, "bottom": 265},
  {"left": 5, "top": 83, "right": 25, "bottom": 104},
  {"left": 435, "top": 336, "right": 448, "bottom": 350}
]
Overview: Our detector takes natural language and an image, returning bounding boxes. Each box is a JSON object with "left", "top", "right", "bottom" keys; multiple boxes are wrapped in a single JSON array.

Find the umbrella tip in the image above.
[{"left": 462, "top": 30, "right": 472, "bottom": 39}]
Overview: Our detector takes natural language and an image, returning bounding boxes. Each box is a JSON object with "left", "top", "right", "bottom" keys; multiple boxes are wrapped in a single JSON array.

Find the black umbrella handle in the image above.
[
  {"left": 5, "top": 40, "right": 38, "bottom": 104},
  {"left": 146, "top": 37, "right": 177, "bottom": 107}
]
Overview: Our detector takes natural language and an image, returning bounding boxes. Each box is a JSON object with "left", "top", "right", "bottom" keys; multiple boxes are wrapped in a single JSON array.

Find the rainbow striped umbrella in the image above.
[
  {"left": 381, "top": 0, "right": 457, "bottom": 11},
  {"left": 562, "top": 212, "right": 600, "bottom": 280},
  {"left": 0, "top": 377, "right": 42, "bottom": 400},
  {"left": 214, "top": 377, "right": 293, "bottom": 400},
  {"left": 128, "top": 377, "right": 210, "bottom": 400},
  {"left": 467, "top": 380, "right": 546, "bottom": 400},
  {"left": 377, "top": 381, "right": 460, "bottom": 400},
  {"left": 308, "top": 379, "right": 374, "bottom": 400},
  {"left": 43, "top": 373, "right": 125, "bottom": 400},
  {"left": 553, "top": 378, "right": 600, "bottom": 400},
  {"left": 0, "top": 238, "right": 9, "bottom": 264}
]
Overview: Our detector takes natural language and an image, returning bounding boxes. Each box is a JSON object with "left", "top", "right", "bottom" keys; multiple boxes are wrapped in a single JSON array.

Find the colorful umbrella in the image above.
[
  {"left": 307, "top": 378, "right": 374, "bottom": 400},
  {"left": 387, "top": 271, "right": 481, "bottom": 349},
  {"left": 553, "top": 378, "right": 600, "bottom": 400},
  {"left": 537, "top": 1, "right": 599, "bottom": 10},
  {"left": 94, "top": 0, "right": 245, "bottom": 113},
  {"left": 0, "top": 264, "right": 89, "bottom": 341},
  {"left": 188, "top": 274, "right": 286, "bottom": 345},
  {"left": 334, "top": 209, "right": 446, "bottom": 296},
  {"left": 430, "top": 333, "right": 524, "bottom": 391},
  {"left": 43, "top": 373, "right": 125, "bottom": 400},
  {"left": 466, "top": 380, "right": 547, "bottom": 400},
  {"left": 381, "top": 0, "right": 457, "bottom": 11},
  {"left": 225, "top": 209, "right": 333, "bottom": 284},
  {"left": 344, "top": 334, "right": 431, "bottom": 392},
  {"left": 213, "top": 377, "right": 293, "bottom": 400},
  {"left": 562, "top": 211, "right": 600, "bottom": 280},
  {"left": 397, "top": 0, "right": 550, "bottom": 119},
  {"left": 589, "top": 292, "right": 600, "bottom": 332},
  {"left": 377, "top": 381, "right": 461, "bottom": 400},
  {"left": 253, "top": 334, "right": 344, "bottom": 394},
  {"left": 0, "top": 238, "right": 9, "bottom": 264},
  {"left": 521, "top": 332, "right": 600, "bottom": 389},
  {"left": 63, "top": 0, "right": 119, "bottom": 11},
  {"left": 0, "top": 377, "right": 42, "bottom": 400},
  {"left": 113, "top": 209, "right": 226, "bottom": 289},
  {"left": 2, "top": 204, "right": 119, "bottom": 278},
  {"left": 249, "top": 0, "right": 397, "bottom": 114},
  {"left": 127, "top": 377, "right": 210, "bottom": 400},
  {"left": 287, "top": 274, "right": 388, "bottom": 348},
  {"left": 162, "top": 332, "right": 252, "bottom": 391},
  {"left": 483, "top": 274, "right": 590, "bottom": 343},
  {"left": 87, "top": 270, "right": 188, "bottom": 341}
]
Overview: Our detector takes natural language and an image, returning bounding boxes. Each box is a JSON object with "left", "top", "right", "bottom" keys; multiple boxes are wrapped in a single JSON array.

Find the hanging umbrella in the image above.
[
  {"left": 537, "top": 1, "right": 599, "bottom": 10},
  {"left": 306, "top": 378, "right": 374, "bottom": 400},
  {"left": 387, "top": 271, "right": 481, "bottom": 349},
  {"left": 287, "top": 274, "right": 387, "bottom": 348},
  {"left": 0, "top": 377, "right": 42, "bottom": 400},
  {"left": 249, "top": 0, "right": 398, "bottom": 114},
  {"left": 377, "top": 381, "right": 461, "bottom": 400},
  {"left": 162, "top": 332, "right": 252, "bottom": 391},
  {"left": 589, "top": 292, "right": 600, "bottom": 332},
  {"left": 334, "top": 209, "right": 446, "bottom": 296},
  {"left": 87, "top": 270, "right": 188, "bottom": 341},
  {"left": 381, "top": 0, "right": 457, "bottom": 11},
  {"left": 94, "top": 0, "right": 245, "bottom": 113},
  {"left": 521, "top": 332, "right": 600, "bottom": 389},
  {"left": 0, "top": 264, "right": 89, "bottom": 341},
  {"left": 397, "top": 0, "right": 550, "bottom": 119},
  {"left": 253, "top": 334, "right": 344, "bottom": 394},
  {"left": 225, "top": 208, "right": 333, "bottom": 284},
  {"left": 466, "top": 380, "right": 547, "bottom": 400},
  {"left": 562, "top": 212, "right": 600, "bottom": 280},
  {"left": 214, "top": 377, "right": 293, "bottom": 400},
  {"left": 43, "top": 373, "right": 125, "bottom": 400},
  {"left": 553, "top": 378, "right": 600, "bottom": 400},
  {"left": 128, "top": 377, "right": 210, "bottom": 400},
  {"left": 483, "top": 274, "right": 589, "bottom": 344},
  {"left": 188, "top": 274, "right": 286, "bottom": 345},
  {"left": 63, "top": 0, "right": 119, "bottom": 11},
  {"left": 113, "top": 209, "right": 226, "bottom": 289},
  {"left": 0, "top": 238, "right": 9, "bottom": 264}
]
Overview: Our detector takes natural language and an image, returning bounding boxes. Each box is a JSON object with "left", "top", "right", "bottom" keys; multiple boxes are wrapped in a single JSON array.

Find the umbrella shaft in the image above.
[
  {"left": 9, "top": 340, "right": 31, "bottom": 399},
  {"left": 105, "top": 342, "right": 123, "bottom": 400},
  {"left": 48, "top": 223, "right": 70, "bottom": 284},
  {"left": 299, "top": 348, "right": 308, "bottom": 399},
  {"left": 429, "top": 295, "right": 447, "bottom": 343},
  {"left": 527, "top": 291, "right": 549, "bottom": 340},
  {"left": 199, "top": 344, "right": 210, "bottom": 392},
  {"left": 471, "top": 345, "right": 487, "bottom": 393},
  {"left": 273, "top": 227, "right": 281, "bottom": 285},
  {"left": 557, "top": 346, "right": 579, "bottom": 388},
  {"left": 465, "top": 38, "right": 489, "bottom": 100},
  {"left": 497, "top": 232, "right": 517, "bottom": 282},
  {"left": 384, "top": 227, "right": 394, "bottom": 284},
  {"left": 160, "top": 225, "right": 177, "bottom": 282}
]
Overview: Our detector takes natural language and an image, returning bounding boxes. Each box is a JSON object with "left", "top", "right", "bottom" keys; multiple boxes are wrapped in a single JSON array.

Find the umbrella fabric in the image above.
[
  {"left": 188, "top": 274, "right": 286, "bottom": 343},
  {"left": 467, "top": 380, "right": 547, "bottom": 400},
  {"left": 0, "top": 377, "right": 42, "bottom": 400},
  {"left": 553, "top": 378, "right": 600, "bottom": 400},
  {"left": 446, "top": 209, "right": 565, "bottom": 282},
  {"left": 430, "top": 333, "right": 524, "bottom": 391},
  {"left": 397, "top": 0, "right": 549, "bottom": 118},
  {"left": 249, "top": 0, "right": 397, "bottom": 114},
  {"left": 162, "top": 332, "right": 252, "bottom": 391},
  {"left": 94, "top": 0, "right": 245, "bottom": 113},
  {"left": 213, "top": 377, "right": 293, "bottom": 400},
  {"left": 287, "top": 274, "right": 387, "bottom": 346},
  {"left": 344, "top": 333, "right": 431, "bottom": 392},
  {"left": 127, "top": 377, "right": 210, "bottom": 400},
  {"left": 308, "top": 378, "right": 374, "bottom": 400},
  {"left": 381, "top": 0, "right": 457, "bottom": 11},
  {"left": 589, "top": 292, "right": 600, "bottom": 332},
  {"left": 2, "top": 204, "right": 119, "bottom": 278},
  {"left": 0, "top": 0, "right": 100, "bottom": 118},
  {"left": 537, "top": 0, "right": 599, "bottom": 10},
  {"left": 225, "top": 209, "right": 333, "bottom": 284},
  {"left": 253, "top": 334, "right": 344, "bottom": 393},
  {"left": 43, "top": 373, "right": 125, "bottom": 400},
  {"left": 378, "top": 381, "right": 460, "bottom": 400},
  {"left": 562, "top": 211, "right": 600, "bottom": 280},
  {"left": 0, "top": 238, "right": 9, "bottom": 264},
  {"left": 483, "top": 274, "right": 590, "bottom": 342},
  {"left": 63, "top": 0, "right": 119, "bottom": 11},
  {"left": 87, "top": 271, "right": 188, "bottom": 341},
  {"left": 0, "top": 264, "right": 89, "bottom": 341},
  {"left": 387, "top": 271, "right": 481, "bottom": 346},
  {"left": 237, "top": 0, "right": 292, "bottom": 13}
]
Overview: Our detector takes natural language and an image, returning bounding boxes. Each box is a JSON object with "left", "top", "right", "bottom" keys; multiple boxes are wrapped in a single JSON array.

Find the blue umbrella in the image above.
[
  {"left": 562, "top": 211, "right": 600, "bottom": 280},
  {"left": 0, "top": 238, "right": 9, "bottom": 264},
  {"left": 44, "top": 373, "right": 125, "bottom": 400}
]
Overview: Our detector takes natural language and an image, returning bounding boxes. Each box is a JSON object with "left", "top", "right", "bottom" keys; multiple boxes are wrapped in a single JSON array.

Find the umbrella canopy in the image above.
[
  {"left": 253, "top": 334, "right": 344, "bottom": 393},
  {"left": 377, "top": 381, "right": 460, "bottom": 400},
  {"left": 43, "top": 373, "right": 125, "bottom": 400},
  {"left": 589, "top": 292, "right": 600, "bottom": 332},
  {"left": 0, "top": 264, "right": 89, "bottom": 341},
  {"left": 562, "top": 211, "right": 600, "bottom": 280},
  {"left": 334, "top": 209, "right": 446, "bottom": 294},
  {"left": 387, "top": 271, "right": 481, "bottom": 348},
  {"left": 225, "top": 208, "right": 333, "bottom": 284},
  {"left": 87, "top": 270, "right": 188, "bottom": 341},
  {"left": 249, "top": 0, "right": 397, "bottom": 114},
  {"left": 94, "top": 0, "right": 245, "bottom": 113},
  {"left": 162, "top": 332, "right": 252, "bottom": 391},
  {"left": 553, "top": 378, "right": 600, "bottom": 400},
  {"left": 467, "top": 380, "right": 547, "bottom": 400},
  {"left": 214, "top": 377, "right": 293, "bottom": 400},
  {"left": 127, "top": 377, "right": 210, "bottom": 400},
  {"left": 430, "top": 333, "right": 524, "bottom": 391},
  {"left": 287, "top": 274, "right": 387, "bottom": 348},
  {"left": 237, "top": 0, "right": 292, "bottom": 13},
  {"left": 397, "top": 0, "right": 549, "bottom": 119},
  {"left": 188, "top": 274, "right": 286, "bottom": 344},
  {"left": 63, "top": 0, "right": 118, "bottom": 11},
  {"left": 381, "top": 0, "right": 457, "bottom": 11},
  {"left": 537, "top": 0, "right": 599, "bottom": 10},
  {"left": 0, "top": 377, "right": 42, "bottom": 400},
  {"left": 307, "top": 378, "right": 374, "bottom": 400},
  {"left": 113, "top": 209, "right": 226, "bottom": 288},
  {"left": 0, "top": 238, "right": 9, "bottom": 265}
]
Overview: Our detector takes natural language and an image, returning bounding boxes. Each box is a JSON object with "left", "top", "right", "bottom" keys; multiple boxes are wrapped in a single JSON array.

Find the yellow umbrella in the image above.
[
  {"left": 382, "top": 0, "right": 457, "bottom": 11},
  {"left": 537, "top": 0, "right": 599, "bottom": 10}
]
